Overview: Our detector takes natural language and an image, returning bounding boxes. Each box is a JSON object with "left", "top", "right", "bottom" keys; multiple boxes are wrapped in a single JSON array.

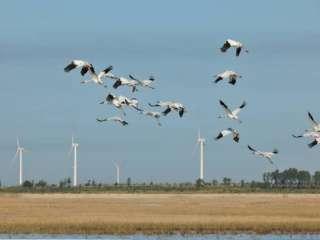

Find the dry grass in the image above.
[{"left": 1, "top": 193, "right": 320, "bottom": 234}]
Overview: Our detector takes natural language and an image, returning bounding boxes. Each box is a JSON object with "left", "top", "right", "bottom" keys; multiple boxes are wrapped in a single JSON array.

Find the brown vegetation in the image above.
[{"left": 1, "top": 193, "right": 320, "bottom": 234}]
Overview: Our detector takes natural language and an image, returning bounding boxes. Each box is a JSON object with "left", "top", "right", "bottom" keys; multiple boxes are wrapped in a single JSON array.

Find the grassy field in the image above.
[{"left": 1, "top": 193, "right": 320, "bottom": 234}]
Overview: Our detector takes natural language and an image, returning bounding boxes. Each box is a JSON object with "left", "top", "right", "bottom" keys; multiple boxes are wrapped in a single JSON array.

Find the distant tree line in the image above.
[
  {"left": 2, "top": 168, "right": 320, "bottom": 193},
  {"left": 262, "top": 168, "right": 320, "bottom": 188}
]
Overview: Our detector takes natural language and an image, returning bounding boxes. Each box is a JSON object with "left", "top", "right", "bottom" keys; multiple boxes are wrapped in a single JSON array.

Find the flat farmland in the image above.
[{"left": 1, "top": 193, "right": 320, "bottom": 234}]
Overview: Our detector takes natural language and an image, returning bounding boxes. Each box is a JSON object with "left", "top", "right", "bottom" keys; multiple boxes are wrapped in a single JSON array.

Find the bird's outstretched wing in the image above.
[
  {"left": 96, "top": 118, "right": 108, "bottom": 123},
  {"left": 220, "top": 41, "right": 231, "bottom": 52},
  {"left": 98, "top": 65, "right": 113, "bottom": 78},
  {"left": 215, "top": 129, "right": 232, "bottom": 141},
  {"left": 248, "top": 145, "right": 257, "bottom": 153},
  {"left": 129, "top": 74, "right": 138, "bottom": 80},
  {"left": 113, "top": 80, "right": 122, "bottom": 89},
  {"left": 179, "top": 108, "right": 184, "bottom": 117},
  {"left": 292, "top": 134, "right": 303, "bottom": 138},
  {"left": 308, "top": 112, "right": 318, "bottom": 126},
  {"left": 308, "top": 140, "right": 318, "bottom": 148},
  {"left": 228, "top": 76, "right": 237, "bottom": 85},
  {"left": 214, "top": 76, "right": 223, "bottom": 84},
  {"left": 163, "top": 107, "right": 171, "bottom": 116},
  {"left": 236, "top": 47, "right": 242, "bottom": 57},
  {"left": 232, "top": 101, "right": 246, "bottom": 115},
  {"left": 219, "top": 100, "right": 232, "bottom": 115}
]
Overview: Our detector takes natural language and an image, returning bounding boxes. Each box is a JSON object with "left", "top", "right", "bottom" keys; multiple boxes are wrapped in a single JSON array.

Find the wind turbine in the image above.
[
  {"left": 69, "top": 136, "right": 79, "bottom": 187},
  {"left": 113, "top": 161, "right": 120, "bottom": 184},
  {"left": 12, "top": 138, "right": 29, "bottom": 185},
  {"left": 197, "top": 130, "right": 206, "bottom": 181}
]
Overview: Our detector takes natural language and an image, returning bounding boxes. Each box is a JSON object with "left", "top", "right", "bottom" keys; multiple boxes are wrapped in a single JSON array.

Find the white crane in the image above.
[
  {"left": 64, "top": 60, "right": 113, "bottom": 85},
  {"left": 64, "top": 60, "right": 92, "bottom": 76},
  {"left": 129, "top": 75, "right": 155, "bottom": 89},
  {"left": 218, "top": 100, "right": 246, "bottom": 123},
  {"left": 113, "top": 161, "right": 120, "bottom": 185},
  {"left": 12, "top": 138, "right": 29, "bottom": 186},
  {"left": 213, "top": 70, "right": 242, "bottom": 85},
  {"left": 247, "top": 145, "right": 278, "bottom": 165},
  {"left": 118, "top": 96, "right": 143, "bottom": 112},
  {"left": 96, "top": 116, "right": 128, "bottom": 126},
  {"left": 149, "top": 101, "right": 186, "bottom": 117},
  {"left": 215, "top": 128, "right": 240, "bottom": 143},
  {"left": 80, "top": 65, "right": 113, "bottom": 85},
  {"left": 100, "top": 93, "right": 127, "bottom": 116},
  {"left": 307, "top": 112, "right": 320, "bottom": 132},
  {"left": 197, "top": 130, "right": 205, "bottom": 180},
  {"left": 220, "top": 39, "right": 249, "bottom": 57},
  {"left": 143, "top": 111, "right": 162, "bottom": 126},
  {"left": 292, "top": 131, "right": 320, "bottom": 148},
  {"left": 69, "top": 136, "right": 79, "bottom": 187},
  {"left": 108, "top": 75, "right": 140, "bottom": 92},
  {"left": 292, "top": 131, "right": 320, "bottom": 139}
]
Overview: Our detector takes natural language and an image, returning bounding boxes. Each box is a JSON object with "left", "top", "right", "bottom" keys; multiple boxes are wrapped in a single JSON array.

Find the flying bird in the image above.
[
  {"left": 213, "top": 70, "right": 242, "bottom": 85},
  {"left": 64, "top": 60, "right": 92, "bottom": 76},
  {"left": 307, "top": 112, "right": 320, "bottom": 132},
  {"left": 108, "top": 75, "right": 140, "bottom": 92},
  {"left": 215, "top": 128, "right": 240, "bottom": 143},
  {"left": 129, "top": 75, "right": 155, "bottom": 89},
  {"left": 247, "top": 145, "right": 278, "bottom": 165},
  {"left": 80, "top": 65, "right": 113, "bottom": 85},
  {"left": 100, "top": 93, "right": 127, "bottom": 115},
  {"left": 292, "top": 130, "right": 320, "bottom": 139},
  {"left": 118, "top": 96, "right": 143, "bottom": 112},
  {"left": 220, "top": 39, "right": 249, "bottom": 57},
  {"left": 64, "top": 60, "right": 113, "bottom": 85},
  {"left": 149, "top": 101, "right": 186, "bottom": 117},
  {"left": 143, "top": 111, "right": 162, "bottom": 126},
  {"left": 96, "top": 116, "right": 128, "bottom": 126},
  {"left": 218, "top": 100, "right": 246, "bottom": 123},
  {"left": 292, "top": 131, "right": 320, "bottom": 148}
]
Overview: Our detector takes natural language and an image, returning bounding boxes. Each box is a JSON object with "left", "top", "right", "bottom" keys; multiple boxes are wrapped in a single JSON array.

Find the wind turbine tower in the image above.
[
  {"left": 113, "top": 161, "right": 120, "bottom": 184},
  {"left": 70, "top": 136, "right": 79, "bottom": 187},
  {"left": 13, "top": 138, "right": 28, "bottom": 186},
  {"left": 197, "top": 130, "right": 206, "bottom": 180}
]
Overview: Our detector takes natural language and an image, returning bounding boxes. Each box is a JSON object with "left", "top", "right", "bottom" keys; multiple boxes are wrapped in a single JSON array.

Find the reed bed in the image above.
[{"left": 1, "top": 193, "right": 320, "bottom": 234}]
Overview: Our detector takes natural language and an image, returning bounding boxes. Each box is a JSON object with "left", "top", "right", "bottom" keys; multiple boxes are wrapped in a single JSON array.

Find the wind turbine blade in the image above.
[
  {"left": 191, "top": 141, "right": 199, "bottom": 160},
  {"left": 10, "top": 150, "right": 18, "bottom": 167},
  {"left": 68, "top": 145, "right": 73, "bottom": 156},
  {"left": 17, "top": 137, "right": 20, "bottom": 148}
]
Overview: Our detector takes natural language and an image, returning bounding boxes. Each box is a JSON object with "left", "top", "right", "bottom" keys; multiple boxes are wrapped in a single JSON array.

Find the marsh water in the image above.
[{"left": 0, "top": 235, "right": 320, "bottom": 240}]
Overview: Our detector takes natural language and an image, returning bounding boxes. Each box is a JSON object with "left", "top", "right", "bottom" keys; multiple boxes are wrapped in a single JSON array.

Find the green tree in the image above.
[
  {"left": 222, "top": 177, "right": 231, "bottom": 186},
  {"left": 67, "top": 177, "right": 72, "bottom": 187},
  {"left": 313, "top": 171, "right": 320, "bottom": 186},
  {"left": 126, "top": 177, "right": 132, "bottom": 186},
  {"left": 22, "top": 180, "right": 33, "bottom": 188},
  {"left": 196, "top": 178, "right": 205, "bottom": 188},
  {"left": 35, "top": 180, "right": 47, "bottom": 188},
  {"left": 297, "top": 170, "right": 311, "bottom": 187}
]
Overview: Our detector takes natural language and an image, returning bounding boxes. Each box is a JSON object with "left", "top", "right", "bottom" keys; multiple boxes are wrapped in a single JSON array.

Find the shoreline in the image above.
[{"left": 1, "top": 193, "right": 320, "bottom": 235}]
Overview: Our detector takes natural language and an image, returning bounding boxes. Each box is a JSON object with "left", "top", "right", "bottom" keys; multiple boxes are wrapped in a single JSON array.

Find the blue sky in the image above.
[{"left": 0, "top": 0, "right": 320, "bottom": 185}]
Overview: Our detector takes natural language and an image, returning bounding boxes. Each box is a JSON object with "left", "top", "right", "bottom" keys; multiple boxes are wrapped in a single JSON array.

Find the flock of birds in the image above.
[
  {"left": 64, "top": 59, "right": 187, "bottom": 127},
  {"left": 213, "top": 39, "right": 280, "bottom": 167},
  {"left": 64, "top": 38, "right": 319, "bottom": 169}
]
